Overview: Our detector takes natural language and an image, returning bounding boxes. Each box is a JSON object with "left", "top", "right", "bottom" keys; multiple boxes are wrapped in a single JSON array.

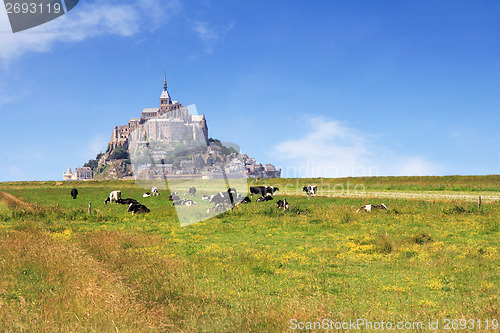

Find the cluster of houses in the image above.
[{"left": 131, "top": 149, "right": 281, "bottom": 180}]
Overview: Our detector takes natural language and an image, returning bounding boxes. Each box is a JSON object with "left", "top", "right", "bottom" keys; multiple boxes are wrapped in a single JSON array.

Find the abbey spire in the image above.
[
  {"left": 160, "top": 71, "right": 171, "bottom": 105},
  {"left": 163, "top": 70, "right": 167, "bottom": 91}
]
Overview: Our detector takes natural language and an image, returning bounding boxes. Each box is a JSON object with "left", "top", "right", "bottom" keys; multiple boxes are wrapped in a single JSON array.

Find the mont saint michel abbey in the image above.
[
  {"left": 109, "top": 75, "right": 208, "bottom": 152},
  {"left": 64, "top": 75, "right": 281, "bottom": 180}
]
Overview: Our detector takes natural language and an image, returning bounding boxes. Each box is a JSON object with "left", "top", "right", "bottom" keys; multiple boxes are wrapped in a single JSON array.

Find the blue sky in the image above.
[{"left": 1, "top": 0, "right": 499, "bottom": 181}]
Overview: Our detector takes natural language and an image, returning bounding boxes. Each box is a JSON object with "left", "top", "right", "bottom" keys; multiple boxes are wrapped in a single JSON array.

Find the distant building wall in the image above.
[{"left": 63, "top": 167, "right": 93, "bottom": 181}]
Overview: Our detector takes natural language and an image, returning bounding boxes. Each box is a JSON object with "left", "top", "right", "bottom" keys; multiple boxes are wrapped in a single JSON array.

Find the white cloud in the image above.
[
  {"left": 0, "top": 0, "right": 179, "bottom": 63},
  {"left": 136, "top": 0, "right": 181, "bottom": 30},
  {"left": 192, "top": 20, "right": 235, "bottom": 53},
  {"left": 272, "top": 116, "right": 442, "bottom": 177},
  {"left": 392, "top": 156, "right": 441, "bottom": 177}
]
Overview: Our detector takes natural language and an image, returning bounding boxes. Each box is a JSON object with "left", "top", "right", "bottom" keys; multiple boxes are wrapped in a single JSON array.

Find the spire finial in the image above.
[{"left": 163, "top": 68, "right": 167, "bottom": 91}]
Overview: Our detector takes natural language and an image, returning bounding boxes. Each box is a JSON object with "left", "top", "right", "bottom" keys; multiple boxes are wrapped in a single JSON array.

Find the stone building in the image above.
[
  {"left": 109, "top": 74, "right": 208, "bottom": 152},
  {"left": 242, "top": 154, "right": 281, "bottom": 178},
  {"left": 63, "top": 167, "right": 93, "bottom": 181}
]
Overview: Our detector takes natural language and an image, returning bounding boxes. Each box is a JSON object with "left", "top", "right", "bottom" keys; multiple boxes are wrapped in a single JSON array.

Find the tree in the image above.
[
  {"left": 208, "top": 138, "right": 222, "bottom": 146},
  {"left": 110, "top": 146, "right": 129, "bottom": 160},
  {"left": 83, "top": 152, "right": 104, "bottom": 172}
]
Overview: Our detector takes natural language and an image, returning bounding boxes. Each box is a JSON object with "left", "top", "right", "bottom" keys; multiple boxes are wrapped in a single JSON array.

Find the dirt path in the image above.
[
  {"left": 0, "top": 190, "right": 31, "bottom": 208},
  {"left": 282, "top": 189, "right": 499, "bottom": 202},
  {"left": 328, "top": 190, "right": 499, "bottom": 202}
]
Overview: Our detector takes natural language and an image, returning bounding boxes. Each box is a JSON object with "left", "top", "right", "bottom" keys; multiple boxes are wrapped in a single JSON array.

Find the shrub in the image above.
[
  {"left": 340, "top": 213, "right": 352, "bottom": 224},
  {"left": 443, "top": 205, "right": 466, "bottom": 214},
  {"left": 409, "top": 232, "right": 433, "bottom": 245},
  {"left": 374, "top": 234, "right": 393, "bottom": 254}
]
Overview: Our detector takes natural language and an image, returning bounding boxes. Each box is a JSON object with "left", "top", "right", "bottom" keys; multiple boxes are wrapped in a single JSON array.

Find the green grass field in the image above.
[{"left": 0, "top": 177, "right": 498, "bottom": 332}]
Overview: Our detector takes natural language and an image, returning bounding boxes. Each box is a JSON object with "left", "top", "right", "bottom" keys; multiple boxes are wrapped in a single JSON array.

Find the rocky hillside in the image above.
[{"left": 93, "top": 160, "right": 133, "bottom": 180}]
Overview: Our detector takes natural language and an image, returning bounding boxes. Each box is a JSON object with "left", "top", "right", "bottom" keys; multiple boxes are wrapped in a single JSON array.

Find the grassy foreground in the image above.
[{"left": 0, "top": 178, "right": 498, "bottom": 332}]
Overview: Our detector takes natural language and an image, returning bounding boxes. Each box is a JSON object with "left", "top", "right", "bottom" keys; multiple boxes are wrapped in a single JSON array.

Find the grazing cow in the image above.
[
  {"left": 233, "top": 196, "right": 251, "bottom": 206},
  {"left": 256, "top": 196, "right": 265, "bottom": 202},
  {"left": 356, "top": 203, "right": 388, "bottom": 213},
  {"left": 276, "top": 198, "right": 289, "bottom": 210},
  {"left": 303, "top": 185, "right": 318, "bottom": 197},
  {"left": 184, "top": 186, "right": 196, "bottom": 196},
  {"left": 235, "top": 195, "right": 251, "bottom": 204},
  {"left": 249, "top": 186, "right": 262, "bottom": 196},
  {"left": 250, "top": 186, "right": 279, "bottom": 197},
  {"left": 70, "top": 188, "right": 78, "bottom": 199},
  {"left": 209, "top": 188, "right": 238, "bottom": 206},
  {"left": 209, "top": 192, "right": 228, "bottom": 205},
  {"left": 127, "top": 203, "right": 150, "bottom": 215},
  {"left": 227, "top": 188, "right": 237, "bottom": 204},
  {"left": 207, "top": 203, "right": 228, "bottom": 213},
  {"left": 201, "top": 194, "right": 210, "bottom": 200},
  {"left": 142, "top": 192, "right": 151, "bottom": 198},
  {"left": 169, "top": 192, "right": 180, "bottom": 201},
  {"left": 151, "top": 187, "right": 159, "bottom": 196},
  {"left": 256, "top": 195, "right": 274, "bottom": 202},
  {"left": 207, "top": 188, "right": 239, "bottom": 213},
  {"left": 104, "top": 190, "right": 121, "bottom": 204},
  {"left": 240, "top": 196, "right": 251, "bottom": 204},
  {"left": 116, "top": 198, "right": 140, "bottom": 205},
  {"left": 173, "top": 199, "right": 197, "bottom": 206}
]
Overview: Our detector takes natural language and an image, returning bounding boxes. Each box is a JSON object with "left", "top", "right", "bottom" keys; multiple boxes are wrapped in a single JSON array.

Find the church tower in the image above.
[{"left": 159, "top": 72, "right": 172, "bottom": 113}]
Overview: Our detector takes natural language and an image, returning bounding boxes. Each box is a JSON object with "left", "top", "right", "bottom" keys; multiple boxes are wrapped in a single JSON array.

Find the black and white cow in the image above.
[
  {"left": 70, "top": 188, "right": 78, "bottom": 199},
  {"left": 239, "top": 196, "right": 251, "bottom": 204},
  {"left": 207, "top": 188, "right": 240, "bottom": 213},
  {"left": 116, "top": 198, "right": 140, "bottom": 205},
  {"left": 169, "top": 192, "right": 180, "bottom": 201},
  {"left": 250, "top": 186, "right": 279, "bottom": 197},
  {"left": 173, "top": 199, "right": 197, "bottom": 206},
  {"left": 127, "top": 203, "right": 150, "bottom": 215},
  {"left": 201, "top": 194, "right": 210, "bottom": 200},
  {"left": 209, "top": 188, "right": 238, "bottom": 206},
  {"left": 184, "top": 186, "right": 196, "bottom": 196},
  {"left": 209, "top": 192, "right": 230, "bottom": 205},
  {"left": 356, "top": 203, "right": 388, "bottom": 213},
  {"left": 276, "top": 198, "right": 289, "bottom": 210},
  {"left": 152, "top": 187, "right": 159, "bottom": 196},
  {"left": 303, "top": 185, "right": 318, "bottom": 197},
  {"left": 142, "top": 192, "right": 151, "bottom": 198},
  {"left": 104, "top": 190, "right": 121, "bottom": 204},
  {"left": 227, "top": 188, "right": 237, "bottom": 204},
  {"left": 207, "top": 203, "right": 228, "bottom": 213},
  {"left": 232, "top": 195, "right": 251, "bottom": 206},
  {"left": 256, "top": 195, "right": 274, "bottom": 202}
]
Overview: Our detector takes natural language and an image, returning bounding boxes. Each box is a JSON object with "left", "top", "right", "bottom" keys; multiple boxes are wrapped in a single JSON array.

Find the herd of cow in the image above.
[
  {"left": 170, "top": 186, "right": 288, "bottom": 213},
  {"left": 69, "top": 184, "right": 387, "bottom": 215}
]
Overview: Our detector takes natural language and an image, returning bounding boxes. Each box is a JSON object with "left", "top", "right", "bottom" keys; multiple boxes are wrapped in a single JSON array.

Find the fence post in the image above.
[
  {"left": 478, "top": 196, "right": 481, "bottom": 209},
  {"left": 88, "top": 201, "right": 91, "bottom": 214}
]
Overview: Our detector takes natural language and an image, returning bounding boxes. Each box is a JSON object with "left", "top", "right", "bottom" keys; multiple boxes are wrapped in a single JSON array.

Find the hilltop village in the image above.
[{"left": 65, "top": 76, "right": 281, "bottom": 180}]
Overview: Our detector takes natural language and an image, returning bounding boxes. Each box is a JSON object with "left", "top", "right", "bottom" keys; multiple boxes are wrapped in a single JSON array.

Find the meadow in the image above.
[{"left": 0, "top": 177, "right": 498, "bottom": 332}]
